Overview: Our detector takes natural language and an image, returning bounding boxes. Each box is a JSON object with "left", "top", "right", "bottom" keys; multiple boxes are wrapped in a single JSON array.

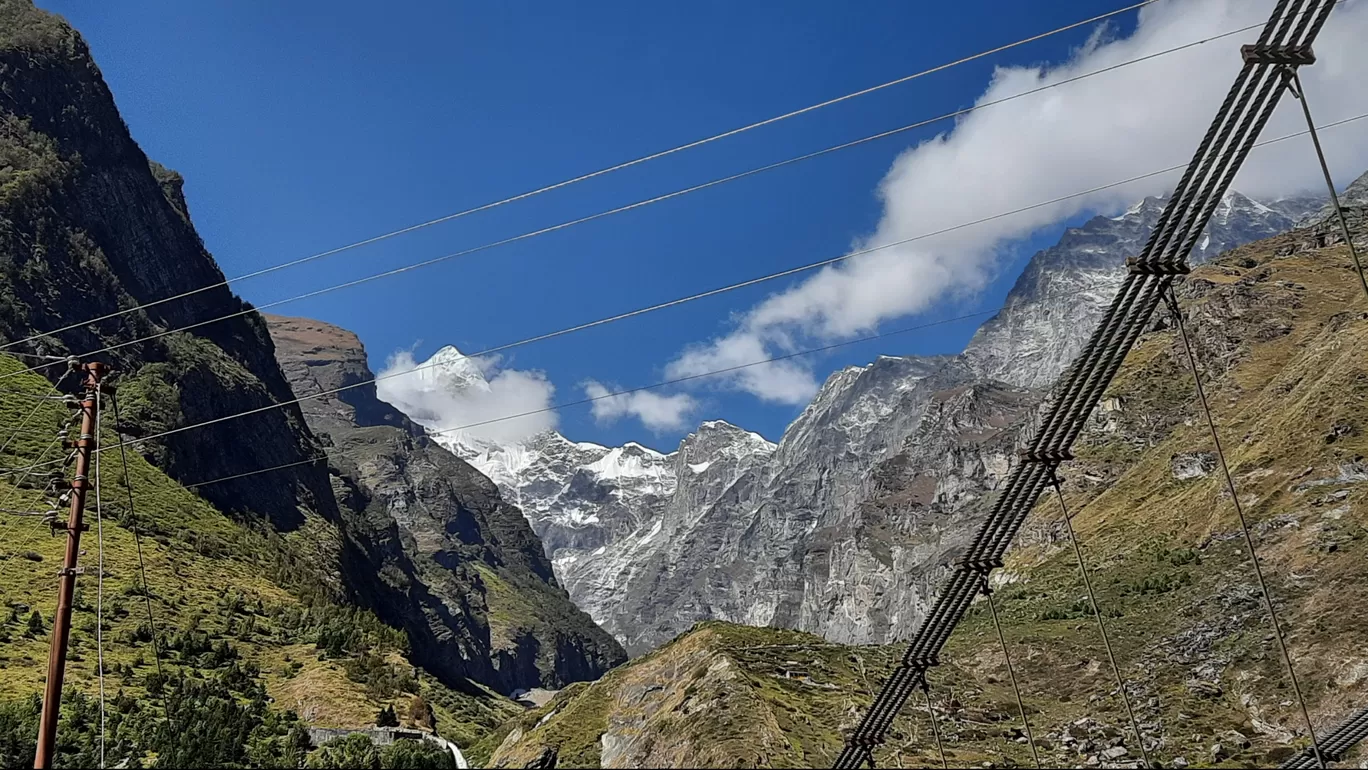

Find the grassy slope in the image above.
[
  {"left": 0, "top": 353, "right": 519, "bottom": 760},
  {"left": 487, "top": 240, "right": 1368, "bottom": 768}
]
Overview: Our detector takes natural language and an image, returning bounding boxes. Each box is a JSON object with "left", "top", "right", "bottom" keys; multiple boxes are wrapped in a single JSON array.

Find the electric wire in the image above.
[
  {"left": 0, "top": 0, "right": 1163, "bottom": 354},
  {"left": 1165, "top": 285, "right": 1325, "bottom": 769},
  {"left": 0, "top": 368, "right": 77, "bottom": 567},
  {"left": 110, "top": 394, "right": 167, "bottom": 683},
  {"left": 0, "top": 418, "right": 77, "bottom": 563},
  {"left": 0, "top": 367, "right": 72, "bottom": 460},
  {"left": 47, "top": 110, "right": 1361, "bottom": 475},
  {"left": 1286, "top": 68, "right": 1368, "bottom": 303},
  {"left": 0, "top": 110, "right": 1354, "bottom": 488},
  {"left": 0, "top": 15, "right": 1290, "bottom": 385},
  {"left": 1049, "top": 474, "right": 1149, "bottom": 768},
  {"left": 93, "top": 388, "right": 107, "bottom": 769}
]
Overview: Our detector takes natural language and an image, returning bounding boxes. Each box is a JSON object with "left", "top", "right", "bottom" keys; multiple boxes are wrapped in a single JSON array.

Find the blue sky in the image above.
[{"left": 38, "top": 0, "right": 1368, "bottom": 451}]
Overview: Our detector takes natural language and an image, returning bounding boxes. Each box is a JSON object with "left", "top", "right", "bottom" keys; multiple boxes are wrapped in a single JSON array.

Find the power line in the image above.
[
  {"left": 110, "top": 394, "right": 168, "bottom": 684},
  {"left": 93, "top": 389, "right": 107, "bottom": 769},
  {"left": 0, "top": 420, "right": 76, "bottom": 564},
  {"left": 0, "top": 0, "right": 1161, "bottom": 355},
  {"left": 0, "top": 16, "right": 1280, "bottom": 384},
  {"left": 78, "top": 110, "right": 1368, "bottom": 467},
  {"left": 4, "top": 108, "right": 1364, "bottom": 489},
  {"left": 0, "top": 367, "right": 72, "bottom": 459}
]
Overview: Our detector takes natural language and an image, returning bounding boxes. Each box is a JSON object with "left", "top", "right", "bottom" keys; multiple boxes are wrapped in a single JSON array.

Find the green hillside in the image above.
[{"left": 0, "top": 353, "right": 520, "bottom": 767}]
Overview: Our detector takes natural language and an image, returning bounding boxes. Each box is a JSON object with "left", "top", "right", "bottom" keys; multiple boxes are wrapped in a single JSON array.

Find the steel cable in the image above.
[
  {"left": 1049, "top": 474, "right": 1149, "bottom": 768},
  {"left": 1287, "top": 69, "right": 1368, "bottom": 303},
  {"left": 1281, "top": 705, "right": 1368, "bottom": 768},
  {"left": 1165, "top": 285, "right": 1324, "bottom": 769},
  {"left": 924, "top": 682, "right": 949, "bottom": 770},
  {"left": 984, "top": 579, "right": 1040, "bottom": 769},
  {"left": 836, "top": 2, "right": 1342, "bottom": 762}
]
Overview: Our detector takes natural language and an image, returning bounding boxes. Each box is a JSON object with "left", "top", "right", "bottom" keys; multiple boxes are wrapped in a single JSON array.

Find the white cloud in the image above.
[
  {"left": 584, "top": 381, "right": 698, "bottom": 432},
  {"left": 375, "top": 348, "right": 557, "bottom": 445},
  {"left": 667, "top": 333, "right": 819, "bottom": 405},
  {"left": 667, "top": 0, "right": 1368, "bottom": 404}
]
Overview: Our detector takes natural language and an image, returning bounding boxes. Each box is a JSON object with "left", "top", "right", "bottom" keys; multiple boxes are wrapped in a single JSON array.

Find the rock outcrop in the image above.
[
  {"left": 0, "top": 0, "right": 335, "bottom": 532},
  {"left": 265, "top": 315, "right": 625, "bottom": 691}
]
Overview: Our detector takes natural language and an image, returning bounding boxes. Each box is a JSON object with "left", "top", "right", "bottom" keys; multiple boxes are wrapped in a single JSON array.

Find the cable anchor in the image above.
[
  {"left": 1127, "top": 256, "right": 1191, "bottom": 276},
  {"left": 1018, "top": 447, "right": 1072, "bottom": 463},
  {"left": 1240, "top": 43, "right": 1315, "bottom": 66}
]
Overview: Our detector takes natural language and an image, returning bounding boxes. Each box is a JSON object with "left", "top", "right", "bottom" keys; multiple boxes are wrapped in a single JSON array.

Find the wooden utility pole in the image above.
[{"left": 34, "top": 361, "right": 107, "bottom": 770}]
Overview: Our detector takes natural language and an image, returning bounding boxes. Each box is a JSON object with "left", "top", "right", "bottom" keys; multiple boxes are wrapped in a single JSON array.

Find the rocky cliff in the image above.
[
  {"left": 961, "top": 191, "right": 1321, "bottom": 389},
  {"left": 265, "top": 315, "right": 625, "bottom": 691},
  {"left": 0, "top": 0, "right": 336, "bottom": 531}
]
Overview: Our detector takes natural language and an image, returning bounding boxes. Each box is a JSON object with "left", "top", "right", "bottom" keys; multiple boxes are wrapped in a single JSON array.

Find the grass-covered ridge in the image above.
[{"left": 0, "top": 354, "right": 519, "bottom": 766}]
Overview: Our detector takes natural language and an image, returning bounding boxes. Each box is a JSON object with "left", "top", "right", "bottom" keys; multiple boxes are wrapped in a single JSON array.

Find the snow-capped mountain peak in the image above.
[{"left": 417, "top": 345, "right": 490, "bottom": 393}]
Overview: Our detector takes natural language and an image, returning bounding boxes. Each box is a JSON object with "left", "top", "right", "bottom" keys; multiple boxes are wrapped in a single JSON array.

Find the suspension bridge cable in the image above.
[
  {"left": 1285, "top": 69, "right": 1368, "bottom": 304},
  {"left": 835, "top": 2, "right": 1343, "bottom": 762},
  {"left": 1048, "top": 472, "right": 1149, "bottom": 768},
  {"left": 1281, "top": 705, "right": 1368, "bottom": 768},
  {"left": 0, "top": 0, "right": 1162, "bottom": 354},
  {"left": 1164, "top": 285, "right": 1325, "bottom": 769},
  {"left": 923, "top": 682, "right": 949, "bottom": 770},
  {"left": 0, "top": 16, "right": 1288, "bottom": 384},
  {"left": 70, "top": 109, "right": 1368, "bottom": 475},
  {"left": 110, "top": 394, "right": 167, "bottom": 683},
  {"left": 93, "top": 389, "right": 107, "bottom": 769},
  {"left": 982, "top": 575, "right": 1040, "bottom": 769},
  {"left": 178, "top": 308, "right": 998, "bottom": 491}
]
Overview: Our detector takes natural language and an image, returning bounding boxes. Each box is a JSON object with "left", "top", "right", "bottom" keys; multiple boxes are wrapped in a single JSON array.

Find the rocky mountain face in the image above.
[
  {"left": 484, "top": 222, "right": 1368, "bottom": 769},
  {"left": 961, "top": 191, "right": 1322, "bottom": 389},
  {"left": 409, "top": 351, "right": 779, "bottom": 654},
  {"left": 0, "top": 0, "right": 617, "bottom": 708},
  {"left": 409, "top": 188, "right": 1329, "bottom": 656},
  {"left": 0, "top": 1, "right": 337, "bottom": 531},
  {"left": 265, "top": 315, "right": 625, "bottom": 692}
]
